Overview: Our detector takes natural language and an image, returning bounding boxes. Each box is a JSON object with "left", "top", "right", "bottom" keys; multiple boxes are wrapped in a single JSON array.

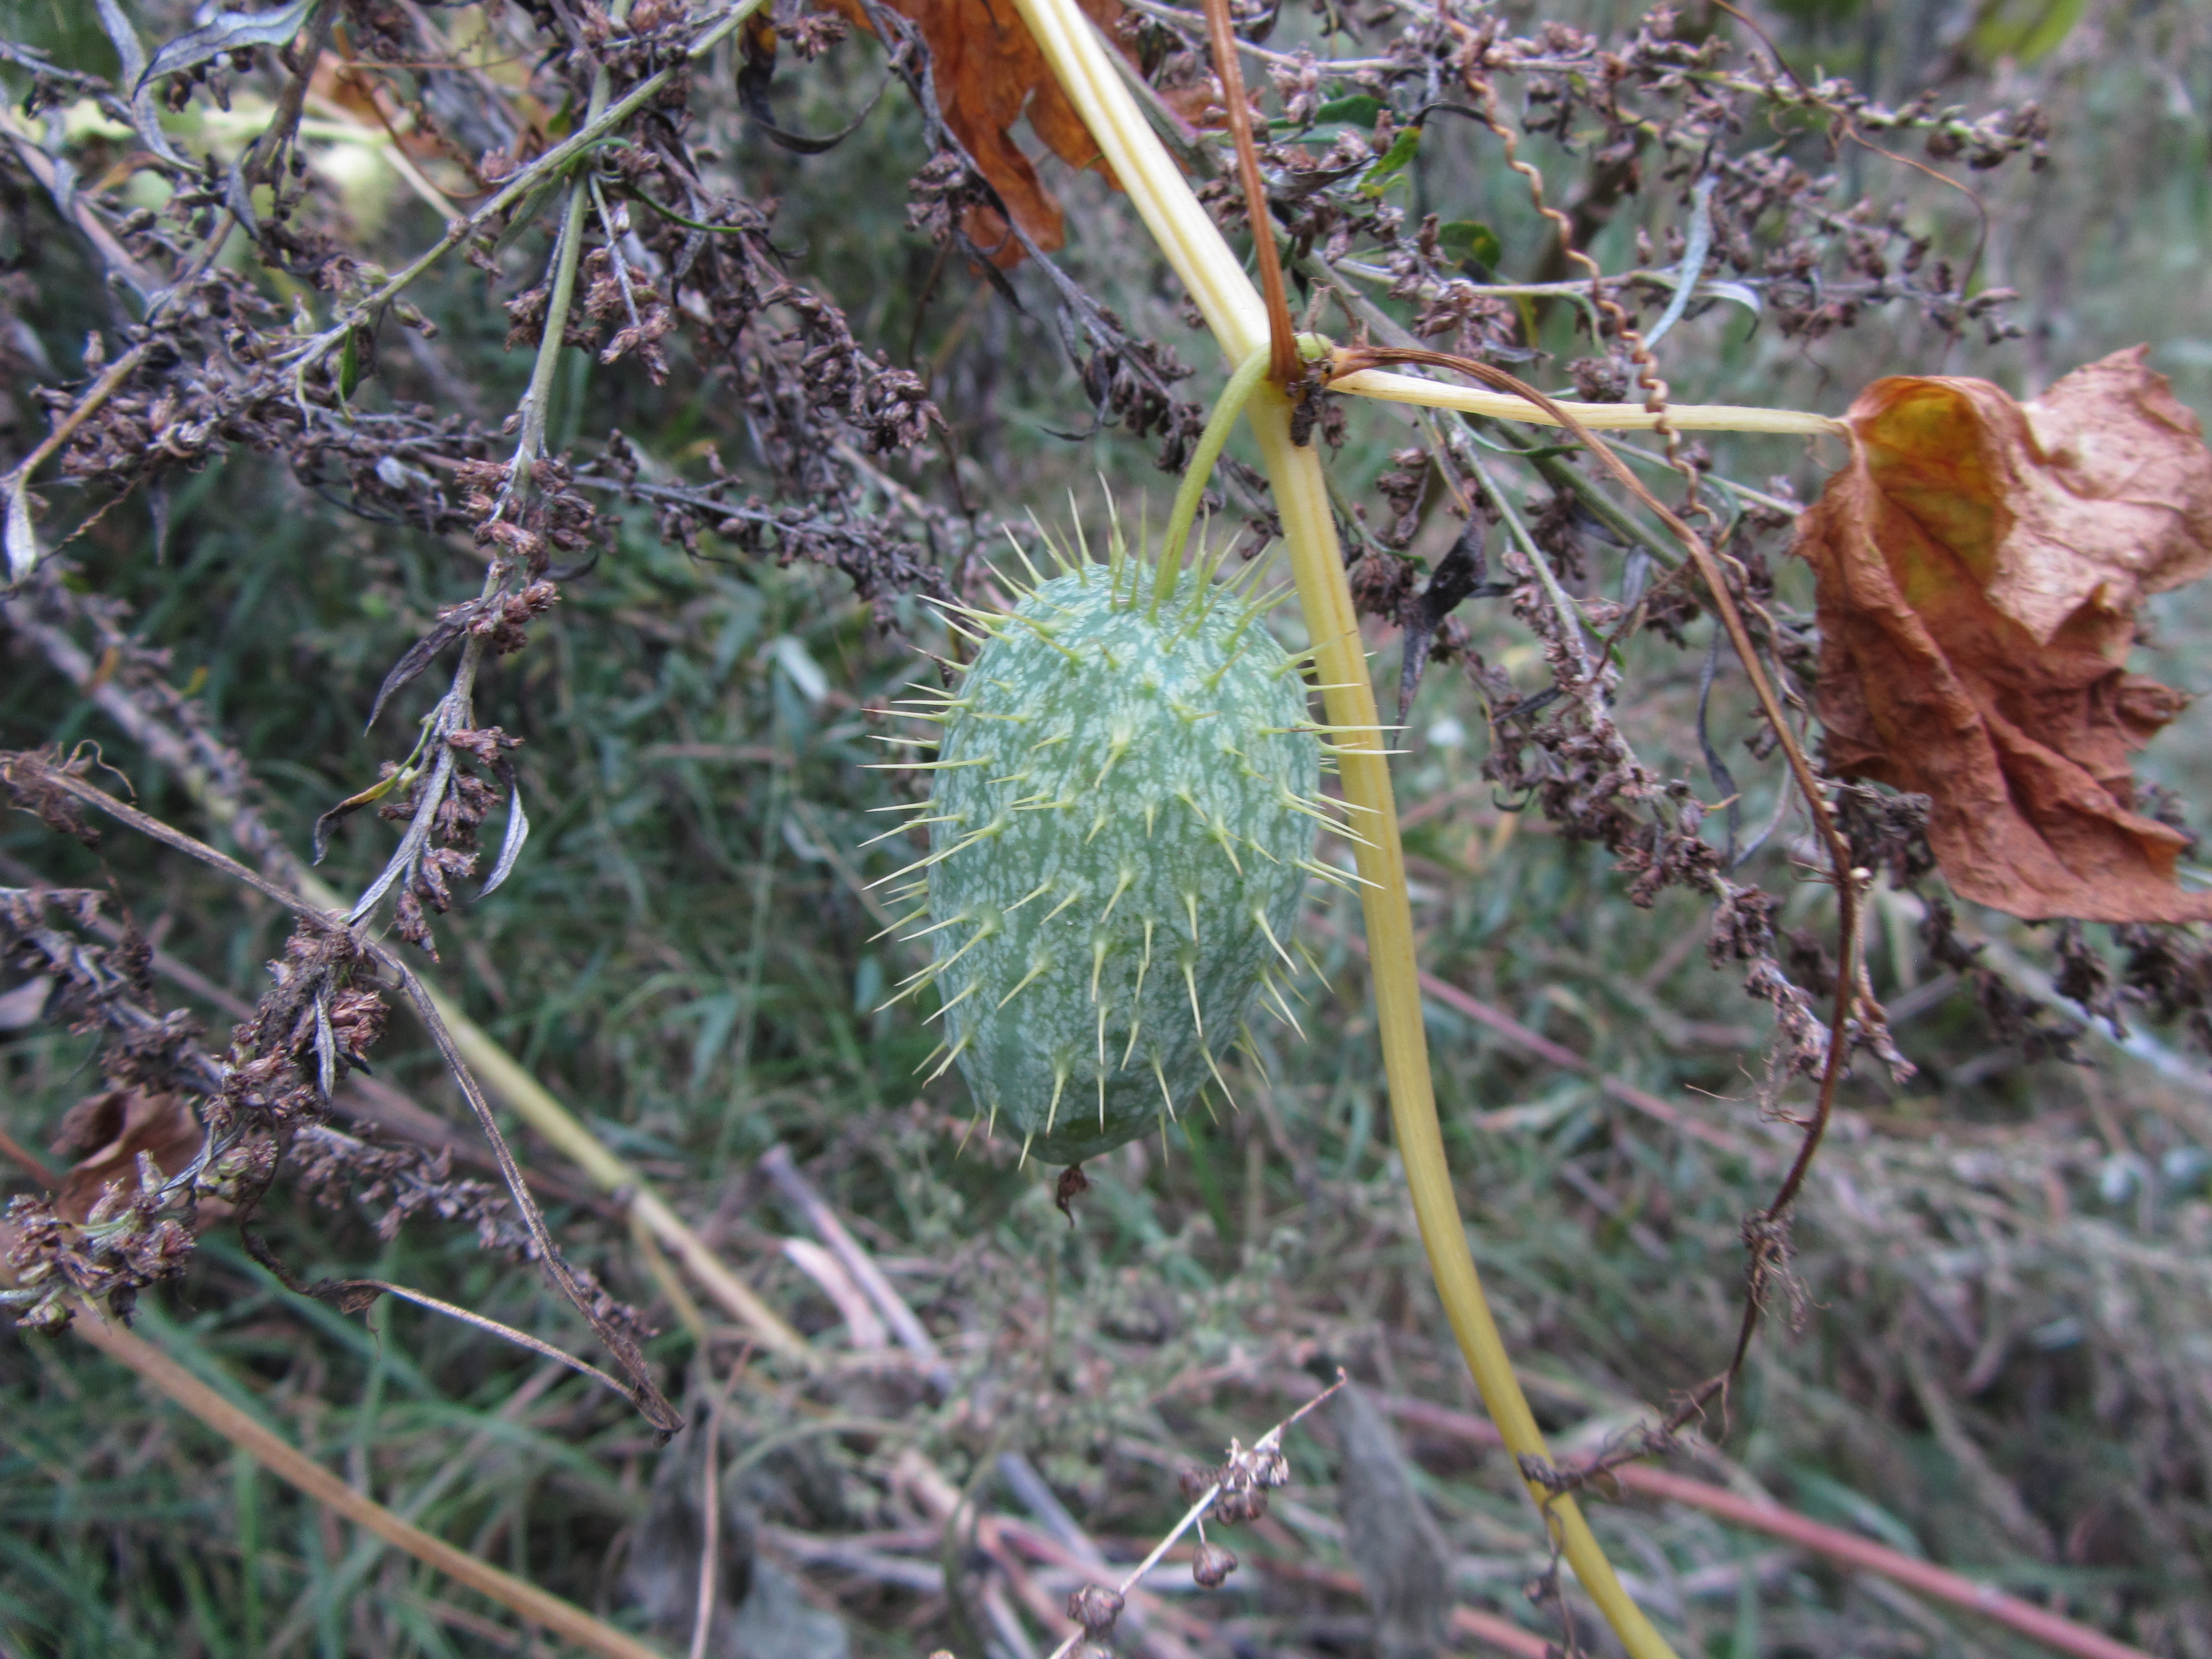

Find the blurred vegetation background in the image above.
[{"left": 3, "top": 0, "right": 2211, "bottom": 1656}]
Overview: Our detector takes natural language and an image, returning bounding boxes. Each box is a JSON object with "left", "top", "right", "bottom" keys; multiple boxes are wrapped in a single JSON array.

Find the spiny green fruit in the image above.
[{"left": 877, "top": 527, "right": 1333, "bottom": 1166}]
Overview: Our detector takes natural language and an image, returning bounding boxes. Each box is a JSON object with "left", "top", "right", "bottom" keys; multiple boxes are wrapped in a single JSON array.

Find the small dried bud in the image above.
[
  {"left": 1247, "top": 1444, "right": 1289, "bottom": 1488},
  {"left": 1212, "top": 1484, "right": 1267, "bottom": 1524},
  {"left": 1178, "top": 1467, "right": 1216, "bottom": 1504},
  {"left": 9, "top": 1291, "right": 71, "bottom": 1334},
  {"left": 1192, "top": 1542, "right": 1238, "bottom": 1588},
  {"left": 1055, "top": 1161, "right": 1090, "bottom": 1223},
  {"left": 1067, "top": 1584, "right": 1124, "bottom": 1635}
]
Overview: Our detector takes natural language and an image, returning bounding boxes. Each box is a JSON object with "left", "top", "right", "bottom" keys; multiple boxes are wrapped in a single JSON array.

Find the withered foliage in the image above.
[
  {"left": 0, "top": 747, "right": 677, "bottom": 1421},
  {"left": 1083, "top": 0, "right": 2092, "bottom": 1142},
  {"left": 1799, "top": 348, "right": 2212, "bottom": 923},
  {"left": 0, "top": 865, "right": 378, "bottom": 1330},
  {"left": 813, "top": 0, "right": 1129, "bottom": 263}
]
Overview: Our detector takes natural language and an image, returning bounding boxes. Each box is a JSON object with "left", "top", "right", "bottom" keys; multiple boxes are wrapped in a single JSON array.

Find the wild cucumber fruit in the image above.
[{"left": 879, "top": 528, "right": 1330, "bottom": 1166}]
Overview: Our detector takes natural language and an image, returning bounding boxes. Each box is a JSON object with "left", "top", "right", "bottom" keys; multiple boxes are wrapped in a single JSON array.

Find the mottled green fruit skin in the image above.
[{"left": 926, "top": 567, "right": 1320, "bottom": 1165}]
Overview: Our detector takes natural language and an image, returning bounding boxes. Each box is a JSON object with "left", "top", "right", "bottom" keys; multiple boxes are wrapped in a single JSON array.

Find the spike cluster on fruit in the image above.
[{"left": 871, "top": 519, "right": 1350, "bottom": 1165}]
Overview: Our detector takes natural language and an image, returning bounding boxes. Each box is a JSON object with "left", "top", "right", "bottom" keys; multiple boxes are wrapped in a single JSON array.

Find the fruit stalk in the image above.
[{"left": 1005, "top": 4, "right": 1686, "bottom": 1656}]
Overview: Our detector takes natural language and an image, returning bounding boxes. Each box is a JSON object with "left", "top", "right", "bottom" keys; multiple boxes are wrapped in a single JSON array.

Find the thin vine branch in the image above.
[{"left": 1327, "top": 341, "right": 1868, "bottom": 1431}]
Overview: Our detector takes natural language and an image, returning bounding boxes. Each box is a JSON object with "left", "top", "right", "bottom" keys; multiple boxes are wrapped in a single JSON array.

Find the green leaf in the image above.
[
  {"left": 1313, "top": 93, "right": 1384, "bottom": 127},
  {"left": 337, "top": 329, "right": 361, "bottom": 401},
  {"left": 1359, "top": 125, "right": 1421, "bottom": 196},
  {"left": 1969, "top": 0, "right": 2087, "bottom": 63},
  {"left": 1437, "top": 220, "right": 1502, "bottom": 270}
]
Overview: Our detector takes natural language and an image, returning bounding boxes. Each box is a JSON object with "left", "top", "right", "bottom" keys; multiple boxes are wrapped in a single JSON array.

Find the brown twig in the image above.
[
  {"left": 1374, "top": 1391, "right": 2159, "bottom": 1659},
  {"left": 239, "top": 0, "right": 342, "bottom": 194},
  {"left": 0, "top": 127, "right": 159, "bottom": 295},
  {"left": 1041, "top": 1372, "right": 1349, "bottom": 1659},
  {"left": 1319, "top": 919, "right": 1750, "bottom": 1156},
  {"left": 1706, "top": 0, "right": 1992, "bottom": 301},
  {"left": 1248, "top": 1555, "right": 1552, "bottom": 1659},
  {"left": 1197, "top": 0, "right": 1299, "bottom": 388},
  {"left": 2, "top": 346, "right": 149, "bottom": 490},
  {"left": 0, "top": 583, "right": 807, "bottom": 1358},
  {"left": 70, "top": 1305, "right": 670, "bottom": 1659},
  {"left": 0, "top": 1123, "right": 57, "bottom": 1186},
  {"left": 1457, "top": 73, "right": 1704, "bottom": 514},
  {"left": 760, "top": 1142, "right": 951, "bottom": 1393},
  {"left": 995, "top": 1456, "right": 1204, "bottom": 1659},
  {"left": 690, "top": 1362, "right": 746, "bottom": 1659},
  {"left": 0, "top": 841, "right": 614, "bottom": 1218}
]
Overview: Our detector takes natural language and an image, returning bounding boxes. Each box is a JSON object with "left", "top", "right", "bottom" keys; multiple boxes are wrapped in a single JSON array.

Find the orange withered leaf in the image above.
[
  {"left": 818, "top": 0, "right": 1125, "bottom": 266},
  {"left": 1798, "top": 347, "right": 2212, "bottom": 921}
]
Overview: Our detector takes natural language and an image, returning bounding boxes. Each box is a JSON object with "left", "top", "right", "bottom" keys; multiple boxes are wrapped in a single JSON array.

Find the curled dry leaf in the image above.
[
  {"left": 818, "top": 0, "right": 1125, "bottom": 264},
  {"left": 1799, "top": 347, "right": 2212, "bottom": 921},
  {"left": 50, "top": 1088, "right": 206, "bottom": 1225}
]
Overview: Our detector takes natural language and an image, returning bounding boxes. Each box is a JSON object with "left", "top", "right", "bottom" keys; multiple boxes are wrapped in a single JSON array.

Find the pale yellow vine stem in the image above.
[
  {"left": 1007, "top": 4, "right": 1714, "bottom": 1656},
  {"left": 1330, "top": 367, "right": 1845, "bottom": 435}
]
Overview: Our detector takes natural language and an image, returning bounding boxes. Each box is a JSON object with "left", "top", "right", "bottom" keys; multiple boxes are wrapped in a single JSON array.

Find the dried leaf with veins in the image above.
[
  {"left": 816, "top": 0, "right": 1126, "bottom": 264},
  {"left": 1799, "top": 347, "right": 2212, "bottom": 921}
]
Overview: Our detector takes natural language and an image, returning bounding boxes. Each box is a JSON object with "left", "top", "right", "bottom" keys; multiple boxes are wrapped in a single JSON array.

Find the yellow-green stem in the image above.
[
  {"left": 1007, "top": 3, "right": 1685, "bottom": 1655},
  {"left": 1332, "top": 367, "right": 1845, "bottom": 434},
  {"left": 1249, "top": 387, "right": 1675, "bottom": 1659},
  {"left": 1153, "top": 343, "right": 1273, "bottom": 612}
]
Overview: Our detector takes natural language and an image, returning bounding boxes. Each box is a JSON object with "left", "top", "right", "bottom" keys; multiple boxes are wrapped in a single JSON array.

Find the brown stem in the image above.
[
  {"left": 0, "top": 1123, "right": 57, "bottom": 1186},
  {"left": 1454, "top": 75, "right": 1703, "bottom": 520},
  {"left": 1198, "top": 0, "right": 1298, "bottom": 387},
  {"left": 243, "top": 0, "right": 342, "bottom": 188},
  {"left": 70, "top": 1308, "right": 669, "bottom": 1659},
  {"left": 2, "top": 346, "right": 148, "bottom": 492},
  {"left": 1378, "top": 1390, "right": 2160, "bottom": 1659}
]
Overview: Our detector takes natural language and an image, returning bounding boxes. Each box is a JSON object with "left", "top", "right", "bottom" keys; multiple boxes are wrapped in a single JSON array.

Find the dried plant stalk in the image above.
[{"left": 71, "top": 1304, "right": 669, "bottom": 1659}]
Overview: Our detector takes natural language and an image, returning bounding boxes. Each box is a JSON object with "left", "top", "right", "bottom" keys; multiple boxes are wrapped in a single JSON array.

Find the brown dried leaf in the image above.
[
  {"left": 1799, "top": 347, "right": 2212, "bottom": 921},
  {"left": 819, "top": 0, "right": 1125, "bottom": 265},
  {"left": 52, "top": 1089, "right": 204, "bottom": 1224}
]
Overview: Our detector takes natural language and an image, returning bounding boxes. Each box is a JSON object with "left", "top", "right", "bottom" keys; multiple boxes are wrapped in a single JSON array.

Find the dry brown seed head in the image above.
[
  {"left": 1068, "top": 1584, "right": 1124, "bottom": 1635},
  {"left": 1192, "top": 1542, "right": 1238, "bottom": 1589}
]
